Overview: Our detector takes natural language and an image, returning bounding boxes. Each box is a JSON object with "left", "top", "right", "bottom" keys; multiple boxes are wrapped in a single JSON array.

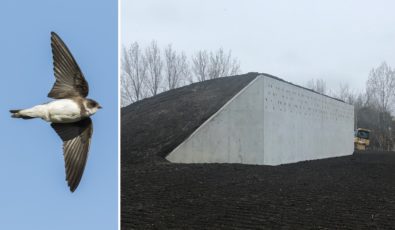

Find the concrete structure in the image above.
[{"left": 167, "top": 75, "right": 354, "bottom": 165}]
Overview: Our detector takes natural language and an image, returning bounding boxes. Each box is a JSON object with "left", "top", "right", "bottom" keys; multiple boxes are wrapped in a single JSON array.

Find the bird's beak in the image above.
[{"left": 98, "top": 105, "right": 103, "bottom": 109}]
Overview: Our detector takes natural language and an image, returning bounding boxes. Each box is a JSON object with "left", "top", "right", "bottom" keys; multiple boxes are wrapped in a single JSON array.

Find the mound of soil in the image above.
[
  {"left": 122, "top": 151, "right": 395, "bottom": 229},
  {"left": 121, "top": 73, "right": 370, "bottom": 229},
  {"left": 121, "top": 73, "right": 259, "bottom": 165}
]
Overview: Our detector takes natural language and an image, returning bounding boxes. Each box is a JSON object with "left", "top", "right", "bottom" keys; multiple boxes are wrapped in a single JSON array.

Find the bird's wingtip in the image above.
[{"left": 69, "top": 186, "right": 76, "bottom": 193}]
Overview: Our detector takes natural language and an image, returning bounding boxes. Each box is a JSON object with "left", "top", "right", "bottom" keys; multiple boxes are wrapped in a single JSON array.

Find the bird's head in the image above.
[{"left": 85, "top": 98, "right": 102, "bottom": 116}]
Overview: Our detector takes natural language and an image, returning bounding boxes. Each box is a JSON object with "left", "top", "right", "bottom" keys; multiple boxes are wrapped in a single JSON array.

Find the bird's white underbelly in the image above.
[{"left": 45, "top": 99, "right": 82, "bottom": 123}]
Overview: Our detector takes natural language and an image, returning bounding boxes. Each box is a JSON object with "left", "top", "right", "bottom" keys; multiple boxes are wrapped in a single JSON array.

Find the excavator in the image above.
[{"left": 354, "top": 128, "right": 371, "bottom": 151}]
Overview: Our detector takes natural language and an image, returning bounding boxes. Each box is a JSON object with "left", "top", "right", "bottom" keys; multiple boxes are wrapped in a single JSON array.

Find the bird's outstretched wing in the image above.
[
  {"left": 51, "top": 118, "right": 93, "bottom": 192},
  {"left": 48, "top": 31, "right": 89, "bottom": 99}
]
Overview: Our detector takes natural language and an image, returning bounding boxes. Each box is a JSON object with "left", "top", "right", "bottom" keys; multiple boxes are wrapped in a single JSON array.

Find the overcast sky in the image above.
[{"left": 122, "top": 0, "right": 395, "bottom": 94}]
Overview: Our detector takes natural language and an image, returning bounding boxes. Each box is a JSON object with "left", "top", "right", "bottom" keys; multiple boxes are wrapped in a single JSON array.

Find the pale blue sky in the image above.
[{"left": 0, "top": 0, "right": 117, "bottom": 229}]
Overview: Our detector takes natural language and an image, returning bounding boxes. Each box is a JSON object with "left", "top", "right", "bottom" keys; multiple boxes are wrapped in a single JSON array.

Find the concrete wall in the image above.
[{"left": 166, "top": 75, "right": 354, "bottom": 165}]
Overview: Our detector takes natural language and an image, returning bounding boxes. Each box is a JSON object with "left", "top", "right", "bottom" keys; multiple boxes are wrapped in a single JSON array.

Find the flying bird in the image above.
[{"left": 10, "top": 32, "right": 101, "bottom": 192}]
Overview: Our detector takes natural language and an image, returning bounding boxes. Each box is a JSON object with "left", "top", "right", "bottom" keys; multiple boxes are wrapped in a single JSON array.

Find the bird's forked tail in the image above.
[{"left": 10, "top": 109, "right": 34, "bottom": 119}]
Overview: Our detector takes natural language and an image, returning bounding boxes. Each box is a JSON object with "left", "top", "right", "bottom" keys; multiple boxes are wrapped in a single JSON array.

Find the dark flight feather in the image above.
[
  {"left": 51, "top": 118, "right": 93, "bottom": 192},
  {"left": 48, "top": 32, "right": 89, "bottom": 99}
]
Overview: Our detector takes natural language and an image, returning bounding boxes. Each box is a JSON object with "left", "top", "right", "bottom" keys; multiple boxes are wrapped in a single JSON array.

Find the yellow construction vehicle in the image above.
[{"left": 354, "top": 128, "right": 371, "bottom": 150}]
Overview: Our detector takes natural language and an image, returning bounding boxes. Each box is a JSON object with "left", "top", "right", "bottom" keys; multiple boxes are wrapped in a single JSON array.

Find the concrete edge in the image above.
[{"left": 166, "top": 75, "right": 264, "bottom": 162}]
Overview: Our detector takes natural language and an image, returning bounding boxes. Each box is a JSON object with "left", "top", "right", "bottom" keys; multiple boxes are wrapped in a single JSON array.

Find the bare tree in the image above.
[
  {"left": 121, "top": 42, "right": 243, "bottom": 105},
  {"left": 191, "top": 50, "right": 209, "bottom": 82},
  {"left": 333, "top": 83, "right": 356, "bottom": 104},
  {"left": 206, "top": 48, "right": 241, "bottom": 80},
  {"left": 332, "top": 83, "right": 364, "bottom": 130},
  {"left": 358, "top": 62, "right": 395, "bottom": 150},
  {"left": 121, "top": 71, "right": 133, "bottom": 107},
  {"left": 366, "top": 62, "right": 395, "bottom": 112},
  {"left": 208, "top": 48, "right": 227, "bottom": 79},
  {"left": 121, "top": 43, "right": 147, "bottom": 106},
  {"left": 121, "top": 47, "right": 134, "bottom": 107},
  {"left": 164, "top": 44, "right": 189, "bottom": 90},
  {"left": 179, "top": 53, "right": 191, "bottom": 85},
  {"left": 230, "top": 58, "right": 241, "bottom": 76},
  {"left": 144, "top": 40, "right": 163, "bottom": 96},
  {"left": 306, "top": 78, "right": 327, "bottom": 94}
]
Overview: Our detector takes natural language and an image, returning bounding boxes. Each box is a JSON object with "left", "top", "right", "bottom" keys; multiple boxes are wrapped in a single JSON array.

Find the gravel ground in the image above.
[{"left": 122, "top": 151, "right": 395, "bottom": 229}]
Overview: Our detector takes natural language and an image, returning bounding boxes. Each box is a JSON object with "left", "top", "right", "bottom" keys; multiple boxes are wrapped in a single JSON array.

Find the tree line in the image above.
[
  {"left": 121, "top": 41, "right": 241, "bottom": 106},
  {"left": 306, "top": 62, "right": 395, "bottom": 151}
]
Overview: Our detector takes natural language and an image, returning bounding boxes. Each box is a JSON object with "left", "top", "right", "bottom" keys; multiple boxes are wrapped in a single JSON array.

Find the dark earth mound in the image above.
[
  {"left": 122, "top": 73, "right": 376, "bottom": 229},
  {"left": 121, "top": 73, "right": 259, "bottom": 165},
  {"left": 122, "top": 151, "right": 395, "bottom": 229}
]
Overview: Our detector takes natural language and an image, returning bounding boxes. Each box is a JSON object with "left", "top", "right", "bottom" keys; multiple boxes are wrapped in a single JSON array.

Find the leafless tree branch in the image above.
[
  {"left": 144, "top": 40, "right": 163, "bottom": 96},
  {"left": 121, "top": 43, "right": 147, "bottom": 106}
]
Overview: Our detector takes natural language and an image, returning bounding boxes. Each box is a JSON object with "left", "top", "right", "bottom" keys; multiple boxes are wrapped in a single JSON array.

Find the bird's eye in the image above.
[{"left": 89, "top": 101, "right": 97, "bottom": 107}]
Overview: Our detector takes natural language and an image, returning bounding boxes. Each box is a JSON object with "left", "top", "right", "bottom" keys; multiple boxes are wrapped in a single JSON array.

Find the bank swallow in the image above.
[{"left": 10, "top": 32, "right": 102, "bottom": 192}]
